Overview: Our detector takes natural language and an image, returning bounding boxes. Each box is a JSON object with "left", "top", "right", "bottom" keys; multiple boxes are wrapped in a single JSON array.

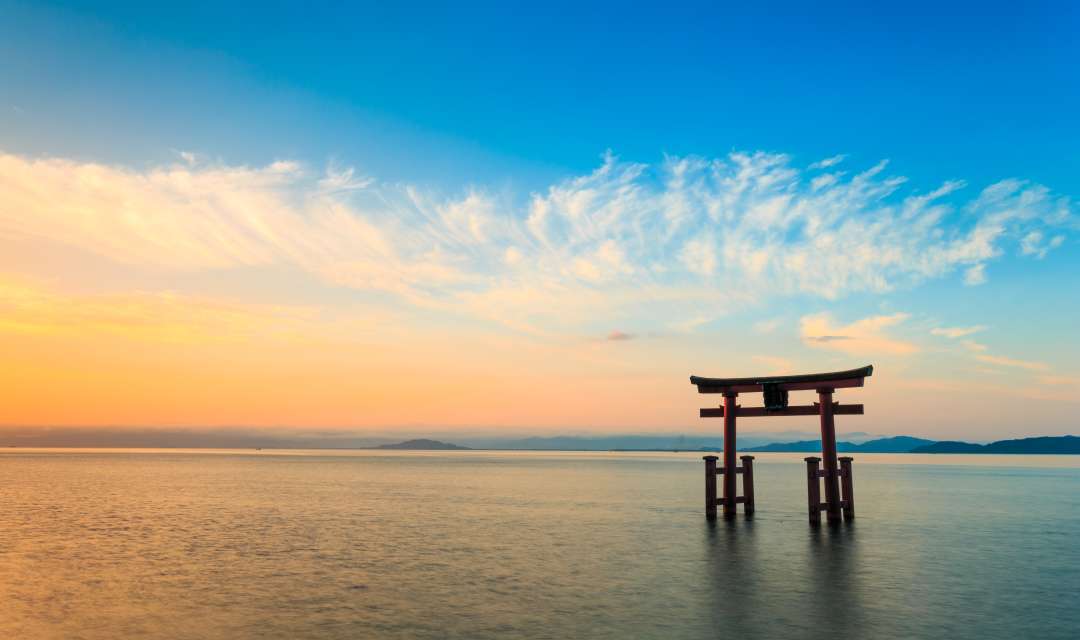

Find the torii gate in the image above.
[{"left": 689, "top": 365, "right": 873, "bottom": 524}]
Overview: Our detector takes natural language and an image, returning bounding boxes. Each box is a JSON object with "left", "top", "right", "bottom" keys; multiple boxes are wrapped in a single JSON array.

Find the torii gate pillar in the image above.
[
  {"left": 818, "top": 388, "right": 841, "bottom": 523},
  {"left": 721, "top": 392, "right": 738, "bottom": 517}
]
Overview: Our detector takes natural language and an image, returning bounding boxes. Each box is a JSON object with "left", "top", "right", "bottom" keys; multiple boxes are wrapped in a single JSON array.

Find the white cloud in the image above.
[
  {"left": 800, "top": 312, "right": 917, "bottom": 355},
  {"left": 318, "top": 164, "right": 374, "bottom": 193},
  {"left": 975, "top": 354, "right": 1049, "bottom": 371},
  {"left": 963, "top": 264, "right": 987, "bottom": 285},
  {"left": 930, "top": 325, "right": 986, "bottom": 338},
  {"left": 961, "top": 340, "right": 988, "bottom": 352},
  {"left": 929, "top": 324, "right": 1051, "bottom": 375},
  {"left": 678, "top": 237, "right": 717, "bottom": 276},
  {"left": 0, "top": 150, "right": 1072, "bottom": 335},
  {"left": 1020, "top": 230, "right": 1065, "bottom": 259},
  {"left": 810, "top": 173, "right": 841, "bottom": 191},
  {"left": 937, "top": 329, "right": 1055, "bottom": 377},
  {"left": 670, "top": 315, "right": 711, "bottom": 333},
  {"left": 810, "top": 154, "right": 847, "bottom": 170},
  {"left": 503, "top": 246, "right": 523, "bottom": 266},
  {"left": 1021, "top": 231, "right": 1043, "bottom": 256}
]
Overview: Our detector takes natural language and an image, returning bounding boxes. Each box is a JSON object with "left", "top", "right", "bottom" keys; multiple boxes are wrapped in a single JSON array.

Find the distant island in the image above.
[{"left": 376, "top": 439, "right": 471, "bottom": 450}]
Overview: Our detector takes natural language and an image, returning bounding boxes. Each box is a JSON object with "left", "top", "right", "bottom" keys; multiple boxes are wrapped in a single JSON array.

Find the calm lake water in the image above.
[{"left": 0, "top": 449, "right": 1077, "bottom": 639}]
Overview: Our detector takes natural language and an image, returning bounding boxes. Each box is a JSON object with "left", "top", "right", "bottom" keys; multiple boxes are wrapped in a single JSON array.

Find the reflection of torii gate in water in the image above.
[{"left": 689, "top": 365, "right": 873, "bottom": 525}]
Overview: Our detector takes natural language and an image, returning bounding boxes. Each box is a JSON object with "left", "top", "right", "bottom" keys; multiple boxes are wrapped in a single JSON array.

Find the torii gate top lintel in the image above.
[{"left": 689, "top": 365, "right": 873, "bottom": 395}]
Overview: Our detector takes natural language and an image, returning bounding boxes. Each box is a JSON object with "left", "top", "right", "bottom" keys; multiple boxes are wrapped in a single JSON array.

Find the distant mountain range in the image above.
[
  {"left": 1, "top": 427, "right": 1075, "bottom": 453},
  {"left": 911, "top": 435, "right": 1080, "bottom": 454},
  {"left": 746, "top": 435, "right": 935, "bottom": 453},
  {"left": 455, "top": 432, "right": 876, "bottom": 451},
  {"left": 746, "top": 435, "right": 1079, "bottom": 454},
  {"left": 375, "top": 435, "right": 1080, "bottom": 454},
  {"left": 376, "top": 439, "right": 470, "bottom": 450},
  {"left": 0, "top": 427, "right": 857, "bottom": 450}
]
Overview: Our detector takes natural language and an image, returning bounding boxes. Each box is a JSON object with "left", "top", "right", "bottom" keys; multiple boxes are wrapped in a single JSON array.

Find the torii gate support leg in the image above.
[
  {"left": 703, "top": 455, "right": 718, "bottom": 520},
  {"left": 818, "top": 389, "right": 842, "bottom": 524},
  {"left": 839, "top": 456, "right": 855, "bottom": 521},
  {"left": 722, "top": 392, "right": 738, "bottom": 518},
  {"left": 804, "top": 456, "right": 822, "bottom": 525},
  {"left": 740, "top": 455, "right": 755, "bottom": 516}
]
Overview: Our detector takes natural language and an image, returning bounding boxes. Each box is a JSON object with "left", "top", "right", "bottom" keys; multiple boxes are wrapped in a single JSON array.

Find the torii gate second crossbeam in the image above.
[{"left": 689, "top": 365, "right": 873, "bottom": 524}]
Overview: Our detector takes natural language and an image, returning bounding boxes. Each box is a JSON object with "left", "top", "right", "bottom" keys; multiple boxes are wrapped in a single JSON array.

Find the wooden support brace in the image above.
[{"left": 700, "top": 403, "right": 864, "bottom": 418}]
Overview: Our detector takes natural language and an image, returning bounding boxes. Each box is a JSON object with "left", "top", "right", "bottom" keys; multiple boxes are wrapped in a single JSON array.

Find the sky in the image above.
[{"left": 1, "top": 1, "right": 1078, "bottom": 441}]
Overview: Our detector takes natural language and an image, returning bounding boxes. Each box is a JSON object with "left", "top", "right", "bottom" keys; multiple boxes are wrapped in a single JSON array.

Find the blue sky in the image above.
[
  {"left": 0, "top": 1, "right": 1077, "bottom": 438},
  {"left": 5, "top": 1, "right": 1079, "bottom": 186}
]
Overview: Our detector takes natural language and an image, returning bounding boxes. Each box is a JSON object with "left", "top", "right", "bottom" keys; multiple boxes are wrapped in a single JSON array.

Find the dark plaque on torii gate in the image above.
[{"left": 689, "top": 365, "right": 873, "bottom": 524}]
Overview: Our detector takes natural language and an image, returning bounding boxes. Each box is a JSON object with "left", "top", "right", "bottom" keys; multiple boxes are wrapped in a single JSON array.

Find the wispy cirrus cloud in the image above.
[
  {"left": 961, "top": 340, "right": 988, "bottom": 352},
  {"left": 975, "top": 354, "right": 1049, "bottom": 371},
  {"left": 809, "top": 154, "right": 846, "bottom": 170},
  {"left": 0, "top": 150, "right": 1072, "bottom": 335},
  {"left": 932, "top": 323, "right": 1051, "bottom": 375}
]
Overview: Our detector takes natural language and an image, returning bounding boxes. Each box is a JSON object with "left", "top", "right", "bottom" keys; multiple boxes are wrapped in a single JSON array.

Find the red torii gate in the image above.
[{"left": 689, "top": 365, "right": 873, "bottom": 524}]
